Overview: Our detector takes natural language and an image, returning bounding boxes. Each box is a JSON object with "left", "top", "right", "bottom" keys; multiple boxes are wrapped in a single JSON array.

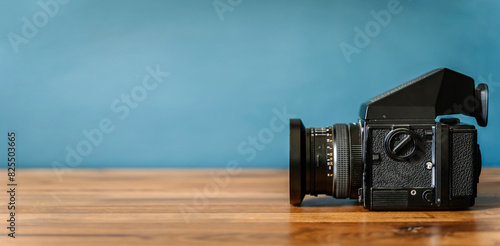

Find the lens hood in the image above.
[{"left": 289, "top": 119, "right": 306, "bottom": 205}]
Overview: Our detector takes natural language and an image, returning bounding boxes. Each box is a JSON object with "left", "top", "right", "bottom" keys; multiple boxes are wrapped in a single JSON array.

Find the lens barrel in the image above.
[{"left": 289, "top": 119, "right": 362, "bottom": 205}]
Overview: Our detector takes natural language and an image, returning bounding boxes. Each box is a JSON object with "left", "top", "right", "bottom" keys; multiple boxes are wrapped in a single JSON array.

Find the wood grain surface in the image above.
[{"left": 1, "top": 168, "right": 500, "bottom": 245}]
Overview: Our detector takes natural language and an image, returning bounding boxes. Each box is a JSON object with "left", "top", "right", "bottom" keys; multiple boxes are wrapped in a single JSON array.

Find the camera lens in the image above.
[{"left": 289, "top": 119, "right": 362, "bottom": 205}]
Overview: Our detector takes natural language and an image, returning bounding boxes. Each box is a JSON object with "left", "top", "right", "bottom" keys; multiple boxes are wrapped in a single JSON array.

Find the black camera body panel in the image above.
[{"left": 361, "top": 122, "right": 480, "bottom": 210}]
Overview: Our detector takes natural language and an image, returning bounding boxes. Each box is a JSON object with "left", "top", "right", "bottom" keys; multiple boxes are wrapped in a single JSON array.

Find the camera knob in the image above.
[
  {"left": 384, "top": 128, "right": 418, "bottom": 161},
  {"left": 422, "top": 190, "right": 434, "bottom": 203}
]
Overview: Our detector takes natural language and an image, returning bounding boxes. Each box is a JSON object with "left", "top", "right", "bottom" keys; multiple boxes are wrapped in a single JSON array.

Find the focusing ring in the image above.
[{"left": 334, "top": 124, "right": 350, "bottom": 198}]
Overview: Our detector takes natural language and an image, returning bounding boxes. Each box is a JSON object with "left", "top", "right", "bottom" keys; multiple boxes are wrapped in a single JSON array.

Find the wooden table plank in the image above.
[{"left": 1, "top": 168, "right": 499, "bottom": 245}]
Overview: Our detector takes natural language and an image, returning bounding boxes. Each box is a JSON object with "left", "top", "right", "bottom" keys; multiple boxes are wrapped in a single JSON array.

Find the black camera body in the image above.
[
  {"left": 362, "top": 121, "right": 480, "bottom": 210},
  {"left": 289, "top": 68, "right": 489, "bottom": 210}
]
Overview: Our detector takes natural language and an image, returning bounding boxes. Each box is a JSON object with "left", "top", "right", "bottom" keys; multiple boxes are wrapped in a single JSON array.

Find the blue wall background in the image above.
[{"left": 0, "top": 0, "right": 499, "bottom": 168}]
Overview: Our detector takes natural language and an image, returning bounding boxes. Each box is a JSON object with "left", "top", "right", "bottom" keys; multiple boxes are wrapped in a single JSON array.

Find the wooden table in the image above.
[{"left": 1, "top": 168, "right": 500, "bottom": 245}]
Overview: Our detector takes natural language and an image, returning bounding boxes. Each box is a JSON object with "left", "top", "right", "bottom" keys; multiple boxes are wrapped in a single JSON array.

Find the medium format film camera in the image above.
[{"left": 289, "top": 68, "right": 489, "bottom": 210}]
